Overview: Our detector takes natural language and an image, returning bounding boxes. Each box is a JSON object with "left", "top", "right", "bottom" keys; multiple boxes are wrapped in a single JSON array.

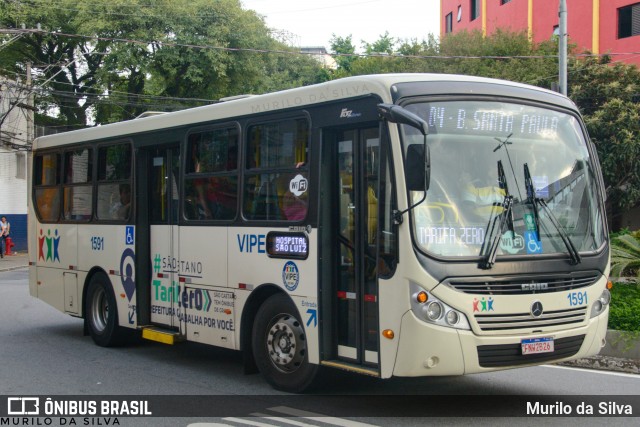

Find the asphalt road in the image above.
[{"left": 1, "top": 269, "right": 638, "bottom": 426}]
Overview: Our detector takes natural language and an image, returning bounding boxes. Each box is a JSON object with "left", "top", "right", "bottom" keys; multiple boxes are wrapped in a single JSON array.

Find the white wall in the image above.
[
  {"left": 0, "top": 150, "right": 28, "bottom": 214},
  {"left": 1, "top": 77, "right": 29, "bottom": 215}
]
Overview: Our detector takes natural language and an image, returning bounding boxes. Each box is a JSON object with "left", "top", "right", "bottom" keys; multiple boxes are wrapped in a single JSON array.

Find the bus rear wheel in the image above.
[
  {"left": 252, "top": 293, "right": 318, "bottom": 392},
  {"left": 85, "top": 272, "right": 126, "bottom": 347}
]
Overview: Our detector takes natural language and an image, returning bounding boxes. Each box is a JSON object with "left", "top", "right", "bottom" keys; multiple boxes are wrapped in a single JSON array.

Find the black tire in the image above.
[
  {"left": 85, "top": 272, "right": 127, "bottom": 347},
  {"left": 252, "top": 293, "right": 318, "bottom": 392}
]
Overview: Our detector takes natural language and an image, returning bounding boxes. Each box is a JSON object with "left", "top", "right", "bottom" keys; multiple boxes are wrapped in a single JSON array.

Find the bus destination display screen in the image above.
[
  {"left": 267, "top": 232, "right": 309, "bottom": 260},
  {"left": 406, "top": 102, "right": 565, "bottom": 139}
]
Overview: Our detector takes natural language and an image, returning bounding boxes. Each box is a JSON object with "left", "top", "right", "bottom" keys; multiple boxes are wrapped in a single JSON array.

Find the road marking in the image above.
[
  {"left": 222, "top": 418, "right": 279, "bottom": 427},
  {"left": 188, "top": 406, "right": 378, "bottom": 427},
  {"left": 268, "top": 406, "right": 379, "bottom": 427},
  {"left": 250, "top": 414, "right": 318, "bottom": 426},
  {"left": 187, "top": 424, "right": 234, "bottom": 427},
  {"left": 543, "top": 364, "right": 640, "bottom": 379}
]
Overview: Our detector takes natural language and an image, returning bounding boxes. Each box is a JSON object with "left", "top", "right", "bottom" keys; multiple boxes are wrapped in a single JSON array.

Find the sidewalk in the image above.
[{"left": 0, "top": 252, "right": 29, "bottom": 272}]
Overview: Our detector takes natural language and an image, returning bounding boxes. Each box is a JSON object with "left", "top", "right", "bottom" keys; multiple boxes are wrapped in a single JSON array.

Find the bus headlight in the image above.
[
  {"left": 590, "top": 289, "right": 611, "bottom": 318},
  {"left": 445, "top": 310, "right": 460, "bottom": 326},
  {"left": 425, "top": 301, "right": 443, "bottom": 321},
  {"left": 410, "top": 283, "right": 470, "bottom": 330}
]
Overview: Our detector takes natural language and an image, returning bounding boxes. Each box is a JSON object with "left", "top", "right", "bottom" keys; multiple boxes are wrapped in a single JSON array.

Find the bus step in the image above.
[
  {"left": 141, "top": 327, "right": 184, "bottom": 345},
  {"left": 320, "top": 360, "right": 380, "bottom": 377}
]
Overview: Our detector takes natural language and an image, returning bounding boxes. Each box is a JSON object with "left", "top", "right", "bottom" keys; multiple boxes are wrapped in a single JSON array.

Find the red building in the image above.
[{"left": 441, "top": 0, "right": 640, "bottom": 65}]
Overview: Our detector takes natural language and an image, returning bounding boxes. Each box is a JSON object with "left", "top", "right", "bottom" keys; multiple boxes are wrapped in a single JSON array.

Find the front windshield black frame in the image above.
[{"left": 398, "top": 95, "right": 608, "bottom": 263}]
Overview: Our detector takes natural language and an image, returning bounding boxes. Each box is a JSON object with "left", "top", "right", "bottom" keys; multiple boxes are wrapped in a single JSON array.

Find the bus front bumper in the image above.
[{"left": 392, "top": 308, "right": 608, "bottom": 377}]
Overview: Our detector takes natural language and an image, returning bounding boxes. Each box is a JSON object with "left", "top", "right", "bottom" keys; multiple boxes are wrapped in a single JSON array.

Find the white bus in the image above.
[{"left": 29, "top": 74, "right": 611, "bottom": 392}]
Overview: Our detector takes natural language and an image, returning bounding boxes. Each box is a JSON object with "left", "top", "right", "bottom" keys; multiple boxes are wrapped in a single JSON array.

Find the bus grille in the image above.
[
  {"left": 447, "top": 273, "right": 599, "bottom": 295},
  {"left": 477, "top": 335, "right": 585, "bottom": 367},
  {"left": 475, "top": 307, "right": 587, "bottom": 331}
]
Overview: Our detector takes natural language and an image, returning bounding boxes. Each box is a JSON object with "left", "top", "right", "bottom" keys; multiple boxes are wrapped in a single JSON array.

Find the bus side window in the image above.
[
  {"left": 62, "top": 148, "right": 93, "bottom": 221},
  {"left": 96, "top": 143, "right": 132, "bottom": 221},
  {"left": 244, "top": 118, "right": 309, "bottom": 222},
  {"left": 246, "top": 175, "right": 280, "bottom": 221},
  {"left": 34, "top": 153, "right": 61, "bottom": 222},
  {"left": 185, "top": 126, "right": 239, "bottom": 221}
]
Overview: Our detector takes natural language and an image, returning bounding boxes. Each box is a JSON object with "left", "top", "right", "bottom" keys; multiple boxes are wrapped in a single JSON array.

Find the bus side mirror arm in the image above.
[{"left": 378, "top": 104, "right": 430, "bottom": 225}]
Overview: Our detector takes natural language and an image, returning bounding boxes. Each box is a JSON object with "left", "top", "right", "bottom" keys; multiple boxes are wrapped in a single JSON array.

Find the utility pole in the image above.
[
  {"left": 559, "top": 0, "right": 568, "bottom": 96},
  {"left": 26, "top": 62, "right": 33, "bottom": 145}
]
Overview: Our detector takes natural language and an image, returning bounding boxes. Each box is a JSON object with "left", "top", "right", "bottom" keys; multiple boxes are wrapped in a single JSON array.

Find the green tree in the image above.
[
  {"left": 438, "top": 29, "right": 558, "bottom": 85},
  {"left": 1, "top": 0, "right": 325, "bottom": 126},
  {"left": 568, "top": 55, "right": 640, "bottom": 116},
  {"left": 568, "top": 56, "right": 640, "bottom": 227},
  {"left": 0, "top": 0, "right": 105, "bottom": 126},
  {"left": 332, "top": 29, "right": 558, "bottom": 84},
  {"left": 583, "top": 98, "right": 640, "bottom": 225},
  {"left": 362, "top": 31, "right": 396, "bottom": 55},
  {"left": 329, "top": 34, "right": 358, "bottom": 74}
]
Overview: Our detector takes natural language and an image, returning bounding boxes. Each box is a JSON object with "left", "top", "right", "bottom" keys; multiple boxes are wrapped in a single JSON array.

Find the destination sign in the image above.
[
  {"left": 267, "top": 232, "right": 309, "bottom": 260},
  {"left": 405, "top": 101, "right": 569, "bottom": 138}
]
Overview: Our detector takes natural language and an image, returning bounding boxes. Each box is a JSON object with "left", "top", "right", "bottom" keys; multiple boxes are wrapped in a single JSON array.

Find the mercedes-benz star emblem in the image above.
[{"left": 530, "top": 301, "right": 544, "bottom": 318}]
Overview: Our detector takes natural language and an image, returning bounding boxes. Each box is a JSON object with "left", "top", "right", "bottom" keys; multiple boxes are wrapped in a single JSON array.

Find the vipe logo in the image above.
[{"left": 7, "top": 397, "right": 40, "bottom": 415}]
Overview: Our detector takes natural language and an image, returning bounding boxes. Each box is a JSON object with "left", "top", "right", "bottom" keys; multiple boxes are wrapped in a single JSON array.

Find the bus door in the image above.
[
  {"left": 331, "top": 126, "right": 382, "bottom": 367},
  {"left": 148, "top": 145, "right": 181, "bottom": 330}
]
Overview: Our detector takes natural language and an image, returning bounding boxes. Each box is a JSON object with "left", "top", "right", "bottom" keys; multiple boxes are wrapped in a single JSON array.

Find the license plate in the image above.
[{"left": 521, "top": 337, "right": 554, "bottom": 355}]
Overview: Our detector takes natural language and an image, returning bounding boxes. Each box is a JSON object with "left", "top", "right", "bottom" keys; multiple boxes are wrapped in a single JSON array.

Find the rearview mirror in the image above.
[{"left": 406, "top": 143, "right": 431, "bottom": 192}]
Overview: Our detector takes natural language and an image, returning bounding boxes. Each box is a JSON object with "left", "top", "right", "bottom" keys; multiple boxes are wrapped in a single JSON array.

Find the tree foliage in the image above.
[
  {"left": 329, "top": 34, "right": 358, "bottom": 74},
  {"left": 569, "top": 57, "right": 640, "bottom": 224},
  {"left": 329, "top": 29, "right": 558, "bottom": 84},
  {"left": 611, "top": 232, "right": 640, "bottom": 278},
  {"left": 0, "top": 0, "right": 325, "bottom": 126}
]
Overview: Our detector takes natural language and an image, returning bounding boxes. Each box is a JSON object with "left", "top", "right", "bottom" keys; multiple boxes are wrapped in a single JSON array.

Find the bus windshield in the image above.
[{"left": 401, "top": 100, "right": 606, "bottom": 259}]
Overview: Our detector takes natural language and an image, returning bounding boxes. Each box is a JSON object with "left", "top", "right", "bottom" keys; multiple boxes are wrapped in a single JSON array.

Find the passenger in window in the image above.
[
  {"left": 110, "top": 183, "right": 131, "bottom": 220},
  {"left": 460, "top": 168, "right": 505, "bottom": 218},
  {"left": 36, "top": 189, "right": 60, "bottom": 222},
  {"left": 194, "top": 176, "right": 236, "bottom": 220},
  {"left": 191, "top": 140, "right": 237, "bottom": 220},
  {"left": 191, "top": 144, "right": 212, "bottom": 219},
  {"left": 209, "top": 177, "right": 237, "bottom": 220}
]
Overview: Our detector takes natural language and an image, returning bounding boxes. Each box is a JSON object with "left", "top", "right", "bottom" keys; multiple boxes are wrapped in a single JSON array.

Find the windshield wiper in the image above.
[
  {"left": 523, "top": 163, "right": 541, "bottom": 242},
  {"left": 480, "top": 160, "right": 514, "bottom": 269},
  {"left": 524, "top": 163, "right": 581, "bottom": 265}
]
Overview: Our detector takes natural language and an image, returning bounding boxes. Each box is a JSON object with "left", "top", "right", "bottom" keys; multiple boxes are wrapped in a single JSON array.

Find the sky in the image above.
[{"left": 241, "top": 0, "right": 441, "bottom": 50}]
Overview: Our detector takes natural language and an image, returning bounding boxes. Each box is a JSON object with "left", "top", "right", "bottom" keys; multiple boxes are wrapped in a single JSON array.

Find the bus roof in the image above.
[{"left": 33, "top": 73, "right": 572, "bottom": 150}]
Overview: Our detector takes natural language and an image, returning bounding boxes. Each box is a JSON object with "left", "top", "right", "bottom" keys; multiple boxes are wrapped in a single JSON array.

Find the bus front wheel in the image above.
[
  {"left": 252, "top": 293, "right": 318, "bottom": 392},
  {"left": 85, "top": 272, "right": 126, "bottom": 347}
]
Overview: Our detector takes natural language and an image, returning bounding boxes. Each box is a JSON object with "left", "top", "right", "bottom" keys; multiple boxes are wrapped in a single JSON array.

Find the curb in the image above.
[
  {"left": 0, "top": 254, "right": 28, "bottom": 273},
  {"left": 560, "top": 330, "right": 640, "bottom": 375},
  {"left": 0, "top": 265, "right": 28, "bottom": 273},
  {"left": 558, "top": 355, "right": 640, "bottom": 375}
]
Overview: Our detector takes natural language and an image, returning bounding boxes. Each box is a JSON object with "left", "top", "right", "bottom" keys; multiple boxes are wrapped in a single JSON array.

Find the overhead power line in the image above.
[{"left": 6, "top": 27, "right": 640, "bottom": 62}]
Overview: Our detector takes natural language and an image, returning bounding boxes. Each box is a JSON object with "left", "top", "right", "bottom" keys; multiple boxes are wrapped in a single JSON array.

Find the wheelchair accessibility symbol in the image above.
[
  {"left": 126, "top": 226, "right": 135, "bottom": 245},
  {"left": 524, "top": 231, "right": 543, "bottom": 254}
]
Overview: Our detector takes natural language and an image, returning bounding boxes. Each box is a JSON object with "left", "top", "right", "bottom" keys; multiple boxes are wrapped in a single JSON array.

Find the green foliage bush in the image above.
[
  {"left": 609, "top": 283, "right": 640, "bottom": 332},
  {"left": 611, "top": 231, "right": 640, "bottom": 278}
]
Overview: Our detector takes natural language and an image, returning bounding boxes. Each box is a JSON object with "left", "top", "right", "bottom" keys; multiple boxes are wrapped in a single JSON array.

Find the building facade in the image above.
[
  {"left": 441, "top": 0, "right": 640, "bottom": 65},
  {"left": 1, "top": 77, "right": 31, "bottom": 252}
]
